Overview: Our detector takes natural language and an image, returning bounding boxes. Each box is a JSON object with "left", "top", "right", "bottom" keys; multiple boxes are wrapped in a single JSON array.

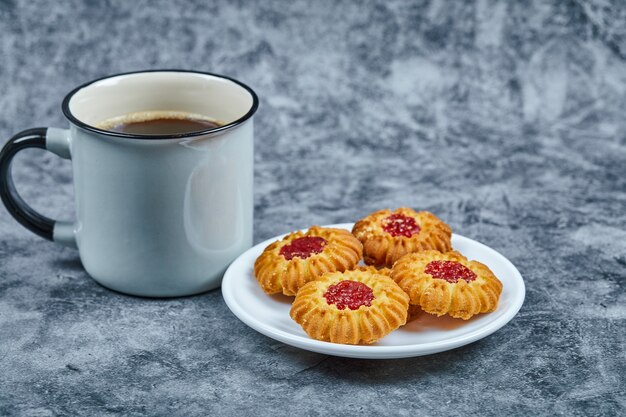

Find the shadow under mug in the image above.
[{"left": 0, "top": 70, "right": 259, "bottom": 297}]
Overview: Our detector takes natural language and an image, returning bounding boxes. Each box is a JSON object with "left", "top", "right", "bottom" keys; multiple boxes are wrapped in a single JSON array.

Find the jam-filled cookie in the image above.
[
  {"left": 391, "top": 250, "right": 503, "bottom": 320},
  {"left": 355, "top": 266, "right": 420, "bottom": 323},
  {"left": 254, "top": 226, "right": 363, "bottom": 296},
  {"left": 290, "top": 269, "right": 409, "bottom": 345},
  {"left": 352, "top": 208, "right": 452, "bottom": 268}
]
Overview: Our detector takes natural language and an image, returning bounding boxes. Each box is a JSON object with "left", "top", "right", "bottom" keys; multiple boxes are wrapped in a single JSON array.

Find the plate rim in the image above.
[{"left": 222, "top": 223, "right": 525, "bottom": 359}]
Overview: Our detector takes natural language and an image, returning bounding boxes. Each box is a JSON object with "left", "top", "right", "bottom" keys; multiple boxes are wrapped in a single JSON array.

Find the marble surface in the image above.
[{"left": 1, "top": 0, "right": 625, "bottom": 416}]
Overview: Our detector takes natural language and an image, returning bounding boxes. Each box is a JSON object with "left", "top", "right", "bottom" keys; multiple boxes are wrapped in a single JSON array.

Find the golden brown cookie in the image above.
[
  {"left": 354, "top": 265, "right": 392, "bottom": 276},
  {"left": 391, "top": 250, "right": 503, "bottom": 320},
  {"left": 352, "top": 208, "right": 452, "bottom": 268},
  {"left": 254, "top": 226, "right": 363, "bottom": 296},
  {"left": 290, "top": 269, "right": 409, "bottom": 345},
  {"left": 356, "top": 266, "right": 420, "bottom": 323}
]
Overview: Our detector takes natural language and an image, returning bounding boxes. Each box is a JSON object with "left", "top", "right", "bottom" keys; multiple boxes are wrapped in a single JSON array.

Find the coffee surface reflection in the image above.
[{"left": 96, "top": 111, "right": 222, "bottom": 136}]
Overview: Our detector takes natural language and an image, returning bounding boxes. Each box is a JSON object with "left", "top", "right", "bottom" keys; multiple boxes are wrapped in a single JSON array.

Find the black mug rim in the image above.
[{"left": 61, "top": 69, "right": 259, "bottom": 140}]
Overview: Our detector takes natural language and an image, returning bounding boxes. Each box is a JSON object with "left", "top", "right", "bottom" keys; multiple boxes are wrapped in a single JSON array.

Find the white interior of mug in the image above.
[{"left": 67, "top": 71, "right": 256, "bottom": 130}]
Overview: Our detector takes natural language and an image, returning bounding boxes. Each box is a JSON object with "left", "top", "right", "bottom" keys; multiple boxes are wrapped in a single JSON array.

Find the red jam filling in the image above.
[
  {"left": 382, "top": 214, "right": 421, "bottom": 237},
  {"left": 324, "top": 280, "right": 375, "bottom": 310},
  {"left": 280, "top": 236, "right": 327, "bottom": 260},
  {"left": 425, "top": 260, "right": 477, "bottom": 283}
]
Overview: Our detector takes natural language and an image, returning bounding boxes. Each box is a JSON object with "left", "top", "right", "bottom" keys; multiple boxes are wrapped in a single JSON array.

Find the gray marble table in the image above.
[{"left": 1, "top": 1, "right": 625, "bottom": 416}]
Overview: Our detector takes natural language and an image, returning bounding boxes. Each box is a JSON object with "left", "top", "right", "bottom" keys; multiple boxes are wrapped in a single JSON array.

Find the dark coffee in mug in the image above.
[
  {"left": 96, "top": 110, "right": 222, "bottom": 135},
  {"left": 0, "top": 70, "right": 258, "bottom": 297}
]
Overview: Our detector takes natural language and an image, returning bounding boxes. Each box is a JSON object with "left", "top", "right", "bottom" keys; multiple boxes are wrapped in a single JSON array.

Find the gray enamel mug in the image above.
[{"left": 0, "top": 70, "right": 258, "bottom": 297}]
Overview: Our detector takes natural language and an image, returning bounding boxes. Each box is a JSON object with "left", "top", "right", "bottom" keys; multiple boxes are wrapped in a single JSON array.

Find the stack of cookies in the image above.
[{"left": 254, "top": 208, "right": 503, "bottom": 345}]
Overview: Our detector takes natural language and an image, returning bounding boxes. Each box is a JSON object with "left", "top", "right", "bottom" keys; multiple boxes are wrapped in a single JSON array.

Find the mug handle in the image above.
[{"left": 0, "top": 127, "right": 76, "bottom": 247}]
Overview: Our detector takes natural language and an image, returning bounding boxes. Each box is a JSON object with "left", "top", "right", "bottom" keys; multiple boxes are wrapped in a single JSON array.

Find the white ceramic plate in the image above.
[{"left": 222, "top": 223, "right": 525, "bottom": 359}]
